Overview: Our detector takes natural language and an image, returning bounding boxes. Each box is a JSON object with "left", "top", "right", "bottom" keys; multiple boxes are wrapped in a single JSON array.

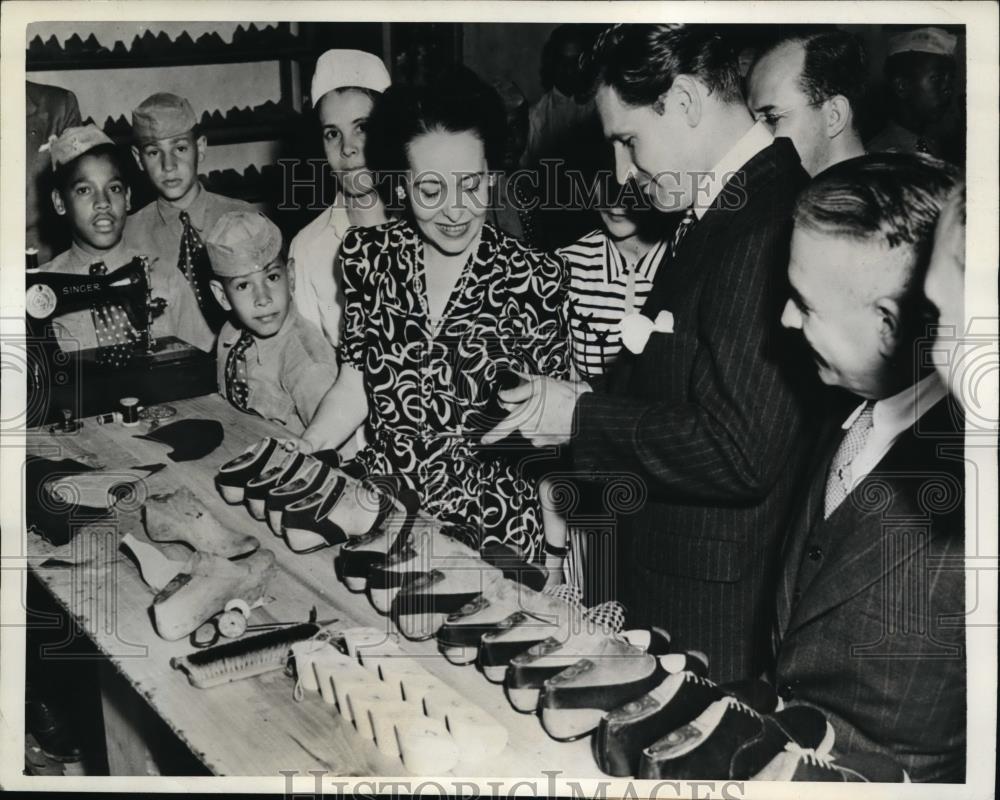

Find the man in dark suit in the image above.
[
  {"left": 774, "top": 153, "right": 964, "bottom": 782},
  {"left": 485, "top": 24, "right": 816, "bottom": 683},
  {"left": 27, "top": 80, "right": 82, "bottom": 263}
]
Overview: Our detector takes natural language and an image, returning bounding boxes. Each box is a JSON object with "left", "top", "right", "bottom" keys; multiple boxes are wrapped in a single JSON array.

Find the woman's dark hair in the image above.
[
  {"left": 52, "top": 143, "right": 128, "bottom": 195},
  {"left": 365, "top": 66, "right": 507, "bottom": 179}
]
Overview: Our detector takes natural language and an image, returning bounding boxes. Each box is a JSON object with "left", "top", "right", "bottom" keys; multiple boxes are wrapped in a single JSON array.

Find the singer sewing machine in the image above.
[{"left": 26, "top": 256, "right": 217, "bottom": 427}]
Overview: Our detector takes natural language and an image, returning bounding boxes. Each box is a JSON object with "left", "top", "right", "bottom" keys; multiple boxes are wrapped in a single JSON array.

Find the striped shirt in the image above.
[{"left": 558, "top": 230, "right": 669, "bottom": 379}]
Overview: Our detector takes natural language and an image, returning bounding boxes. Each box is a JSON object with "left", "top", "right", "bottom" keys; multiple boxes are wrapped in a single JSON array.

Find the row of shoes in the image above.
[
  {"left": 214, "top": 437, "right": 411, "bottom": 553},
  {"left": 213, "top": 439, "right": 910, "bottom": 782},
  {"left": 322, "top": 504, "right": 912, "bottom": 782}
]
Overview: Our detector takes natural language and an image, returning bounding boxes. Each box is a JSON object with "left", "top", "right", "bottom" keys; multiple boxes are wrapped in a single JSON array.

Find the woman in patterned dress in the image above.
[{"left": 300, "top": 72, "right": 569, "bottom": 563}]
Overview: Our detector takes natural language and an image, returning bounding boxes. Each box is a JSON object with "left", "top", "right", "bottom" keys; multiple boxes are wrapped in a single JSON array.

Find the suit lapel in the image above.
[
  {"left": 783, "top": 400, "right": 958, "bottom": 637},
  {"left": 776, "top": 432, "right": 835, "bottom": 637}
]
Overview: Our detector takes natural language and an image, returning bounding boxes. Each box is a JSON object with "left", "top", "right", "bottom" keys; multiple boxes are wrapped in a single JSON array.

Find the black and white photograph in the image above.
[{"left": 0, "top": 2, "right": 996, "bottom": 797}]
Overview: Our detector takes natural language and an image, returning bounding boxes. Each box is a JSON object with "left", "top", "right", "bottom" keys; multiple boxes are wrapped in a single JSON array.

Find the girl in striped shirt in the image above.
[{"left": 541, "top": 176, "right": 673, "bottom": 593}]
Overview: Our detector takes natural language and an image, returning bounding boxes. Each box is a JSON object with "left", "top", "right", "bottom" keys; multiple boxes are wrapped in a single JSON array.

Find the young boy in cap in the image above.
[
  {"left": 40, "top": 124, "right": 213, "bottom": 353},
  {"left": 868, "top": 26, "right": 958, "bottom": 158},
  {"left": 127, "top": 92, "right": 253, "bottom": 333},
  {"left": 207, "top": 210, "right": 338, "bottom": 434},
  {"left": 289, "top": 49, "right": 391, "bottom": 348}
]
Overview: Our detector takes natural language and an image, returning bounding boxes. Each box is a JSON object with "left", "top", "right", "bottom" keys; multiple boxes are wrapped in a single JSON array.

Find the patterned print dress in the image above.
[{"left": 339, "top": 219, "right": 569, "bottom": 562}]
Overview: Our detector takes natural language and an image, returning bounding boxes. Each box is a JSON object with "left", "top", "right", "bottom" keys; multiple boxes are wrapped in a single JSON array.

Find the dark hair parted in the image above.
[
  {"left": 52, "top": 143, "right": 128, "bottom": 195},
  {"left": 757, "top": 28, "right": 868, "bottom": 119},
  {"left": 364, "top": 67, "right": 507, "bottom": 176},
  {"left": 582, "top": 24, "right": 744, "bottom": 107}
]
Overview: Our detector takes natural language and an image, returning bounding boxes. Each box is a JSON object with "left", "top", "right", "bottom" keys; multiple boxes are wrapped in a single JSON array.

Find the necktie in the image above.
[
  {"left": 224, "top": 329, "right": 254, "bottom": 411},
  {"left": 89, "top": 262, "right": 139, "bottom": 366},
  {"left": 670, "top": 208, "right": 698, "bottom": 260},
  {"left": 823, "top": 400, "right": 876, "bottom": 518},
  {"left": 178, "top": 210, "right": 225, "bottom": 332}
]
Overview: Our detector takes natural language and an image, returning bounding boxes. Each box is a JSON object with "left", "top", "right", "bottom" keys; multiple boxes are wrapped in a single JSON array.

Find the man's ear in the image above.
[
  {"left": 824, "top": 95, "right": 852, "bottom": 139},
  {"left": 125, "top": 187, "right": 132, "bottom": 213},
  {"left": 131, "top": 145, "right": 145, "bottom": 172},
  {"left": 875, "top": 295, "right": 902, "bottom": 357},
  {"left": 51, "top": 189, "right": 66, "bottom": 216},
  {"left": 209, "top": 279, "right": 232, "bottom": 311},
  {"left": 286, "top": 259, "right": 296, "bottom": 294},
  {"left": 669, "top": 75, "right": 703, "bottom": 127},
  {"left": 195, "top": 135, "right": 208, "bottom": 166}
]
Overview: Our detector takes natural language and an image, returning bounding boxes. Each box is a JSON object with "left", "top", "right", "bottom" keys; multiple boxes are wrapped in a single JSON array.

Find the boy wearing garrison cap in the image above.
[
  {"left": 127, "top": 92, "right": 253, "bottom": 334},
  {"left": 868, "top": 26, "right": 958, "bottom": 158},
  {"left": 207, "top": 211, "right": 338, "bottom": 434},
  {"left": 40, "top": 124, "right": 213, "bottom": 353}
]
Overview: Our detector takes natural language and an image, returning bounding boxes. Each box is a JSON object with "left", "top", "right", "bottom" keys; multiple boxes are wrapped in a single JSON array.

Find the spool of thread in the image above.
[
  {"left": 119, "top": 397, "right": 141, "bottom": 426},
  {"left": 96, "top": 412, "right": 123, "bottom": 425}
]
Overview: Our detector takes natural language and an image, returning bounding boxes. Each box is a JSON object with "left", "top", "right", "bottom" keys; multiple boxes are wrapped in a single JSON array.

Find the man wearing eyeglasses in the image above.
[{"left": 747, "top": 28, "right": 868, "bottom": 177}]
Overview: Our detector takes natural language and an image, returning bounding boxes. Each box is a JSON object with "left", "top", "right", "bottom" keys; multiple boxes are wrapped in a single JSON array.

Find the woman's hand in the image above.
[{"left": 276, "top": 435, "right": 314, "bottom": 455}]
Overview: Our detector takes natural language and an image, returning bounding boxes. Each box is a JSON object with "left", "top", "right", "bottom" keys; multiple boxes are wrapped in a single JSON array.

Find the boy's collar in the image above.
[
  {"left": 69, "top": 238, "right": 130, "bottom": 269},
  {"left": 156, "top": 181, "right": 207, "bottom": 228},
  {"left": 222, "top": 306, "right": 299, "bottom": 364}
]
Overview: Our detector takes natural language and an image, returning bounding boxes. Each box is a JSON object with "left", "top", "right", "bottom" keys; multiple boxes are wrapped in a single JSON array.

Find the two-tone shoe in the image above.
[
  {"left": 539, "top": 647, "right": 665, "bottom": 741},
  {"left": 265, "top": 457, "right": 334, "bottom": 535},
  {"left": 478, "top": 589, "right": 583, "bottom": 683},
  {"left": 593, "top": 667, "right": 775, "bottom": 777},
  {"left": 437, "top": 578, "right": 533, "bottom": 665},
  {"left": 390, "top": 566, "right": 504, "bottom": 641},
  {"left": 244, "top": 449, "right": 307, "bottom": 520},
  {"left": 215, "top": 437, "right": 281, "bottom": 504},
  {"left": 504, "top": 627, "right": 627, "bottom": 714},
  {"left": 638, "top": 696, "right": 834, "bottom": 780},
  {"left": 753, "top": 744, "right": 910, "bottom": 782},
  {"left": 281, "top": 471, "right": 355, "bottom": 553},
  {"left": 366, "top": 523, "right": 480, "bottom": 614}
]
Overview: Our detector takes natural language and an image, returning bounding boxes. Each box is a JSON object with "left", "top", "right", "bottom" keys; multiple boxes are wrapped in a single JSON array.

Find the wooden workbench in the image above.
[{"left": 25, "top": 394, "right": 603, "bottom": 778}]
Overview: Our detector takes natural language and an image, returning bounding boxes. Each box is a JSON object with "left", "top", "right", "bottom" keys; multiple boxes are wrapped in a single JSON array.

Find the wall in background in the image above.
[{"left": 462, "top": 23, "right": 558, "bottom": 104}]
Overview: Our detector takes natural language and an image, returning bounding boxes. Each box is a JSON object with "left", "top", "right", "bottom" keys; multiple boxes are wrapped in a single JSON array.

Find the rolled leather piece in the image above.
[{"left": 214, "top": 437, "right": 279, "bottom": 504}]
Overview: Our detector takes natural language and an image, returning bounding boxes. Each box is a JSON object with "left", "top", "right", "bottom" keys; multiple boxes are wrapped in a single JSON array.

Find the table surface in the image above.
[{"left": 25, "top": 394, "right": 602, "bottom": 778}]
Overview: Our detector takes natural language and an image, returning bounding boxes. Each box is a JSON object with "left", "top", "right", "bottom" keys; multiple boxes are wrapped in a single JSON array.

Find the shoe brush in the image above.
[{"left": 171, "top": 622, "right": 319, "bottom": 688}]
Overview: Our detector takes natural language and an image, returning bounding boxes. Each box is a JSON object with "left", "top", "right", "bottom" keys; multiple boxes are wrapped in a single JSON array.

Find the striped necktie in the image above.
[
  {"left": 178, "top": 210, "right": 225, "bottom": 332},
  {"left": 823, "top": 400, "right": 876, "bottom": 518},
  {"left": 670, "top": 208, "right": 698, "bottom": 260},
  {"left": 224, "top": 329, "right": 254, "bottom": 412}
]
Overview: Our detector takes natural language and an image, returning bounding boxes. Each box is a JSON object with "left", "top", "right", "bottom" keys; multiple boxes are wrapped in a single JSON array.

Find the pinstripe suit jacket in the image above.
[
  {"left": 571, "top": 139, "right": 817, "bottom": 683},
  {"left": 773, "top": 396, "right": 966, "bottom": 783}
]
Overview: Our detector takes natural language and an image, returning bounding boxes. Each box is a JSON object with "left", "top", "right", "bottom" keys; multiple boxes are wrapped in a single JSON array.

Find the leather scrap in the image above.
[{"left": 135, "top": 419, "right": 224, "bottom": 462}]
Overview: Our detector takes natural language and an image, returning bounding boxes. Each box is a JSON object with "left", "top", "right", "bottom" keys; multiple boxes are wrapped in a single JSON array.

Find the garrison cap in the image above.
[{"left": 206, "top": 211, "right": 284, "bottom": 278}]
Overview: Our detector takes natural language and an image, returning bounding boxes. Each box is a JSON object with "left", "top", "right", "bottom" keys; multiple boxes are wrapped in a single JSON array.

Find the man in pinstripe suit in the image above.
[
  {"left": 772, "top": 153, "right": 965, "bottom": 782},
  {"left": 486, "top": 25, "right": 818, "bottom": 683}
]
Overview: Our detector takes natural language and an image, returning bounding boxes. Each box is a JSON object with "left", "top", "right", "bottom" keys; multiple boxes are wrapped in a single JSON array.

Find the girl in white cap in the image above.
[{"left": 288, "top": 49, "right": 392, "bottom": 350}]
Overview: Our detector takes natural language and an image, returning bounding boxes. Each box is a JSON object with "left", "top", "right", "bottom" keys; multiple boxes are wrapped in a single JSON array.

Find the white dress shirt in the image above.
[
  {"left": 288, "top": 197, "right": 352, "bottom": 348},
  {"left": 694, "top": 121, "right": 775, "bottom": 219},
  {"left": 841, "top": 372, "right": 949, "bottom": 492}
]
